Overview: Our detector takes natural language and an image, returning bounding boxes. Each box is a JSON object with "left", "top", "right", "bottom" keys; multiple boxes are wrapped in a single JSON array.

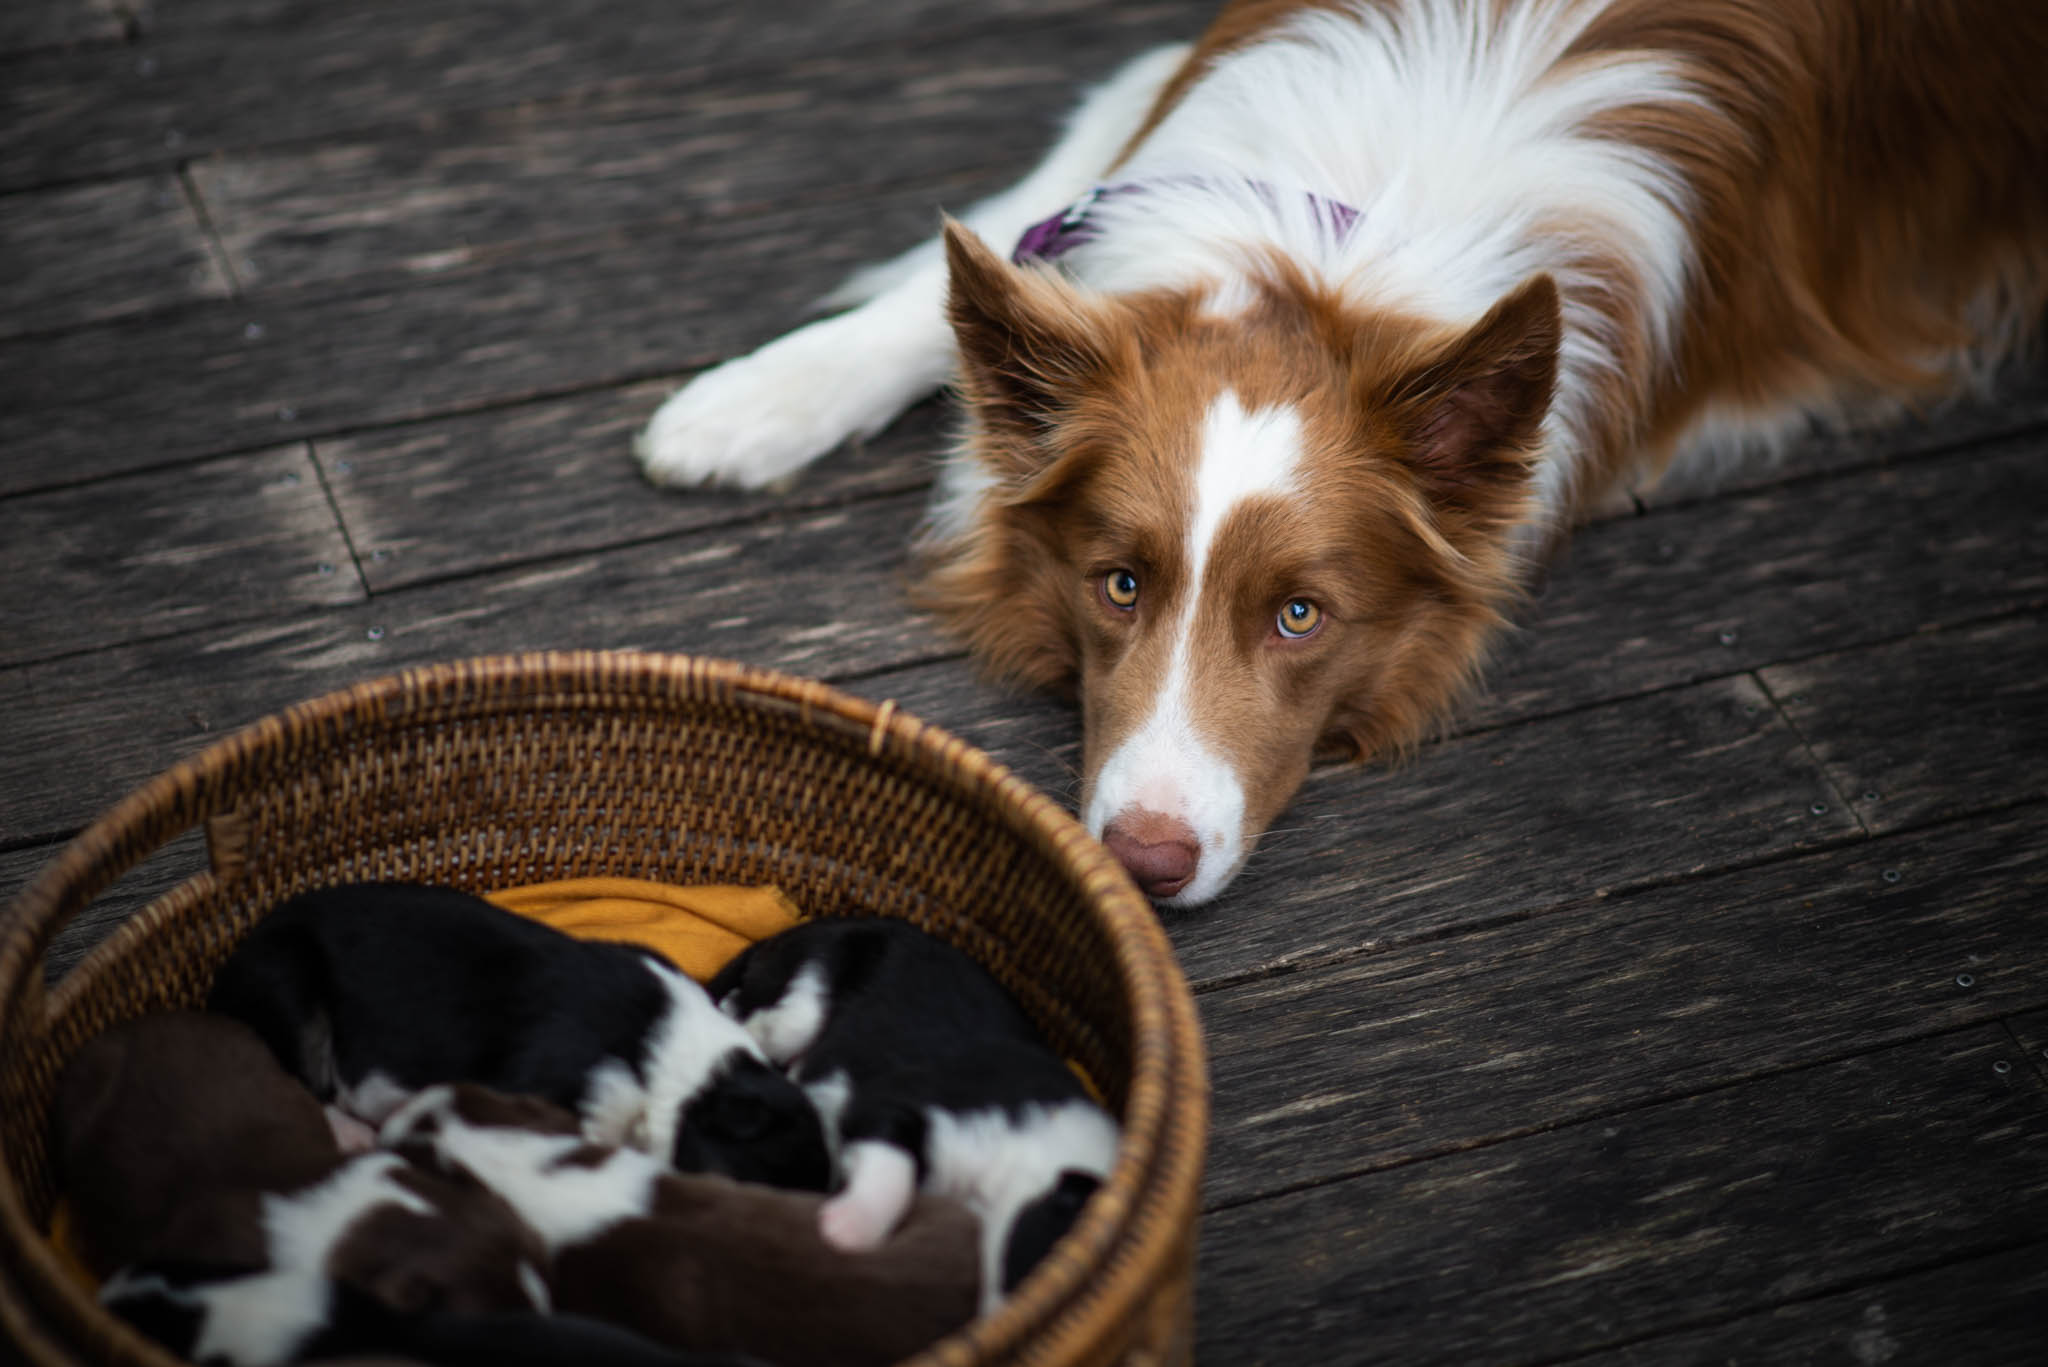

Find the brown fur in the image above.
[{"left": 917, "top": 0, "right": 2048, "bottom": 883}]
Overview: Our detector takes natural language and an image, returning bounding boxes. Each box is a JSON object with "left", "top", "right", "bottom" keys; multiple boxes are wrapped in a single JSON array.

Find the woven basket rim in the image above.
[{"left": 0, "top": 648, "right": 1208, "bottom": 1367}]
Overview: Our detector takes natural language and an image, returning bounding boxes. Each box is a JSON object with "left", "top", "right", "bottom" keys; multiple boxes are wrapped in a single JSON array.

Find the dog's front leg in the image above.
[{"left": 634, "top": 42, "right": 1189, "bottom": 490}]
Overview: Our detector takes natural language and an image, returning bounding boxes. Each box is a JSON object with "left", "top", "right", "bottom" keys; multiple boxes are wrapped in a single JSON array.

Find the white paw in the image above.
[
  {"left": 817, "top": 1191, "right": 897, "bottom": 1251},
  {"left": 636, "top": 324, "right": 870, "bottom": 491}
]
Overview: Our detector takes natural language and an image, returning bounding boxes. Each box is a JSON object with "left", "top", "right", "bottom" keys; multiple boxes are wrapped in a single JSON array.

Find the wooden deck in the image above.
[{"left": 4, "top": 2, "right": 2046, "bottom": 1362}]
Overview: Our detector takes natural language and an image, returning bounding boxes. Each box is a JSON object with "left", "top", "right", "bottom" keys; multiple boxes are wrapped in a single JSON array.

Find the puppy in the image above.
[
  {"left": 384, "top": 1084, "right": 983, "bottom": 1367},
  {"left": 636, "top": 1, "right": 2048, "bottom": 905},
  {"left": 207, "top": 882, "right": 830, "bottom": 1192},
  {"left": 710, "top": 918, "right": 1119, "bottom": 1310},
  {"left": 54, "top": 1013, "right": 552, "bottom": 1367}
]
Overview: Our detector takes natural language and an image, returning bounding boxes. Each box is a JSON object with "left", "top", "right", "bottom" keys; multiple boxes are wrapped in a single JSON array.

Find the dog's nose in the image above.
[{"left": 1100, "top": 811, "right": 1201, "bottom": 899}]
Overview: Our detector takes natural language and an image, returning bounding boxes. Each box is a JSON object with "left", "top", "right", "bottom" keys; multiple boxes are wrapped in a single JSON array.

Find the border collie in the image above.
[
  {"left": 207, "top": 882, "right": 831, "bottom": 1192},
  {"left": 633, "top": 0, "right": 2048, "bottom": 904},
  {"left": 708, "top": 918, "right": 1118, "bottom": 1311}
]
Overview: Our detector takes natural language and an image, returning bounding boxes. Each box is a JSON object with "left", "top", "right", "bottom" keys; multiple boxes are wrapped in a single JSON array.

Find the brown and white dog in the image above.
[{"left": 636, "top": 0, "right": 2048, "bottom": 904}]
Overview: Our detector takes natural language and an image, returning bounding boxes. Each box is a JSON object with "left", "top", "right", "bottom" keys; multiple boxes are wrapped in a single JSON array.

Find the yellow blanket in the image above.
[{"left": 483, "top": 877, "right": 802, "bottom": 983}]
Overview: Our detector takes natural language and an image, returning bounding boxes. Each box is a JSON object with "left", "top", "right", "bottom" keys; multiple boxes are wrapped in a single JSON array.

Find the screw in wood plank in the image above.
[
  {"left": 316, "top": 563, "right": 335, "bottom": 576},
  {"left": 365, "top": 626, "right": 385, "bottom": 642},
  {"left": 244, "top": 323, "right": 264, "bottom": 341},
  {"left": 1718, "top": 629, "right": 1738, "bottom": 645},
  {"left": 1862, "top": 790, "right": 1880, "bottom": 802},
  {"left": 164, "top": 129, "right": 184, "bottom": 149},
  {"left": 331, "top": 460, "right": 352, "bottom": 474},
  {"left": 278, "top": 471, "right": 300, "bottom": 485},
  {"left": 136, "top": 57, "right": 157, "bottom": 77},
  {"left": 1955, "top": 973, "right": 1975, "bottom": 988},
  {"left": 1993, "top": 1060, "right": 2012, "bottom": 1075},
  {"left": 1809, "top": 802, "right": 1829, "bottom": 815},
  {"left": 371, "top": 549, "right": 391, "bottom": 562},
  {"left": 1882, "top": 870, "right": 1902, "bottom": 884},
  {"left": 278, "top": 405, "right": 298, "bottom": 422}
]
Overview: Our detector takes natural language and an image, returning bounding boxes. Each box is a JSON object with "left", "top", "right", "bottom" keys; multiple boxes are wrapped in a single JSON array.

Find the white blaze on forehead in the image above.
[{"left": 1085, "top": 389, "right": 1304, "bottom": 905}]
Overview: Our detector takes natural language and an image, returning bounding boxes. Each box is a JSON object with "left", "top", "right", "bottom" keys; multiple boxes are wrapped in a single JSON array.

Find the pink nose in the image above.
[{"left": 1100, "top": 811, "right": 1201, "bottom": 899}]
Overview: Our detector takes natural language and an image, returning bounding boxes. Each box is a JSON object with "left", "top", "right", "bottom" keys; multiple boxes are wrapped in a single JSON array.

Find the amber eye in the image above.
[
  {"left": 1102, "top": 568, "right": 1140, "bottom": 610},
  {"left": 1277, "top": 598, "right": 1323, "bottom": 638}
]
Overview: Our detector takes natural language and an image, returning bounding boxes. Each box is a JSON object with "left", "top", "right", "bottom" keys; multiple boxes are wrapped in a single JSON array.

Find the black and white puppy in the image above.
[
  {"left": 708, "top": 917, "right": 1119, "bottom": 1309},
  {"left": 207, "top": 882, "right": 830, "bottom": 1192}
]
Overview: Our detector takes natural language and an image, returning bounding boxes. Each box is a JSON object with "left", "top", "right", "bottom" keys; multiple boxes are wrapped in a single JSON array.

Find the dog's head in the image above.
[
  {"left": 926, "top": 224, "right": 1560, "bottom": 903},
  {"left": 670, "top": 1053, "right": 833, "bottom": 1194}
]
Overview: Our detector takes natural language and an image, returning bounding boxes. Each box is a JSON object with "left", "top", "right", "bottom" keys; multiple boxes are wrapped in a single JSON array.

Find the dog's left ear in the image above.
[
  {"left": 944, "top": 220, "right": 1111, "bottom": 473},
  {"left": 1378, "top": 273, "right": 1560, "bottom": 530}
]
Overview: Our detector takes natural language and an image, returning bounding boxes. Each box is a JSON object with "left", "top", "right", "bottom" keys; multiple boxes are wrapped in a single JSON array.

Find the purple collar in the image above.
[{"left": 1011, "top": 179, "right": 1362, "bottom": 265}]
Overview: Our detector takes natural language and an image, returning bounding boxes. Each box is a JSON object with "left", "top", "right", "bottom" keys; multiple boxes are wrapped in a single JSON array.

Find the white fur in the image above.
[
  {"left": 1066, "top": 0, "right": 1706, "bottom": 529},
  {"left": 635, "top": 42, "right": 1190, "bottom": 492},
  {"left": 923, "top": 1100, "right": 1121, "bottom": 1314},
  {"left": 733, "top": 960, "right": 832, "bottom": 1065},
  {"left": 632, "top": 961, "right": 768, "bottom": 1158},
  {"left": 1083, "top": 391, "right": 1303, "bottom": 904},
  {"left": 804, "top": 1069, "right": 854, "bottom": 1176},
  {"left": 336, "top": 1069, "right": 414, "bottom": 1126},
  {"left": 98, "top": 1154, "right": 434, "bottom": 1367},
  {"left": 382, "top": 1086, "right": 663, "bottom": 1253},
  {"left": 577, "top": 960, "right": 767, "bottom": 1158},
  {"left": 817, "top": 1138, "right": 921, "bottom": 1251},
  {"left": 103, "top": 1267, "right": 329, "bottom": 1367}
]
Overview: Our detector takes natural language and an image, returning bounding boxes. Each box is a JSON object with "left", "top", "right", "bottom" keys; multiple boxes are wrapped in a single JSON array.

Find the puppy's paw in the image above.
[
  {"left": 636, "top": 328, "right": 867, "bottom": 491},
  {"left": 817, "top": 1190, "right": 898, "bottom": 1252}
]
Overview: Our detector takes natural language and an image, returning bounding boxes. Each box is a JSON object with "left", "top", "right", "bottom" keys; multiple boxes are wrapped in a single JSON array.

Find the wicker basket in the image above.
[{"left": 0, "top": 651, "right": 1207, "bottom": 1367}]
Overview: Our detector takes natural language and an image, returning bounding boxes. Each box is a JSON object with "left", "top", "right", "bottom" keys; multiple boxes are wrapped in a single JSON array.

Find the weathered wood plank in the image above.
[
  {"left": 1197, "top": 806, "right": 2048, "bottom": 1207},
  {"left": 1164, "top": 673, "right": 1855, "bottom": 987},
  {"left": 0, "top": 0, "right": 1204, "bottom": 192},
  {"left": 0, "top": 175, "right": 992, "bottom": 496},
  {"left": 323, "top": 412, "right": 2048, "bottom": 750},
  {"left": 1556, "top": 1241, "right": 2048, "bottom": 1367},
  {"left": 845, "top": 659, "right": 1858, "bottom": 986},
  {"left": 0, "top": 173, "right": 233, "bottom": 338},
  {"left": 1197, "top": 1028, "right": 2048, "bottom": 1367},
  {"left": 313, "top": 387, "right": 944, "bottom": 593},
  {"left": 0, "top": 0, "right": 125, "bottom": 58},
  {"left": 1761, "top": 614, "right": 2047, "bottom": 835},
  {"left": 1633, "top": 364, "right": 2048, "bottom": 509},
  {"left": 1475, "top": 432, "right": 2048, "bottom": 728},
  {"left": 0, "top": 444, "right": 362, "bottom": 668},
  {"left": 2006, "top": 1010, "right": 2048, "bottom": 1086},
  {"left": 0, "top": 489, "right": 949, "bottom": 845},
  {"left": 0, "top": 830, "right": 209, "bottom": 984},
  {"left": 185, "top": 8, "right": 1192, "bottom": 290}
]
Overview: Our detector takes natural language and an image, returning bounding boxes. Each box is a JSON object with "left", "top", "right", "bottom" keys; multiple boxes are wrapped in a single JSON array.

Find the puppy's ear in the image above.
[
  {"left": 1376, "top": 273, "right": 1560, "bottom": 532},
  {"left": 944, "top": 220, "right": 1112, "bottom": 473}
]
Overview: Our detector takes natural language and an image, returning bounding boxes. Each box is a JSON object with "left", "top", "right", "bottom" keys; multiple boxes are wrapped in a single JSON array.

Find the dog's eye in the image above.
[
  {"left": 1277, "top": 598, "right": 1323, "bottom": 638},
  {"left": 1101, "top": 568, "right": 1140, "bottom": 610}
]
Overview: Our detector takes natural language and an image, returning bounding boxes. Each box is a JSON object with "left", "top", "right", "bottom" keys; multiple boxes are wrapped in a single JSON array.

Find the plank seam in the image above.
[
  {"left": 1523, "top": 1234, "right": 2048, "bottom": 1367},
  {"left": 305, "top": 439, "right": 372, "bottom": 599},
  {"left": 175, "top": 161, "right": 242, "bottom": 296},
  {"left": 1199, "top": 1018, "right": 2044, "bottom": 1215},
  {"left": 1997, "top": 1017, "right": 2048, "bottom": 1092}
]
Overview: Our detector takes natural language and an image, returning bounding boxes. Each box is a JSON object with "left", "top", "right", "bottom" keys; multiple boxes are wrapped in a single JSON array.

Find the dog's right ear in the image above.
[{"left": 943, "top": 220, "right": 1110, "bottom": 473}]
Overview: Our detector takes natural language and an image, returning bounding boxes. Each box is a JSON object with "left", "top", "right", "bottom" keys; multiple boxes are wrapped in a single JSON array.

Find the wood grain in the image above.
[
  {"left": 1196, "top": 1028, "right": 2048, "bottom": 1367},
  {"left": 185, "top": 7, "right": 1194, "bottom": 290},
  {"left": 1555, "top": 1240, "right": 2048, "bottom": 1367},
  {"left": 0, "top": 829, "right": 210, "bottom": 984},
  {"left": 1197, "top": 806, "right": 2048, "bottom": 1206},
  {"left": 1163, "top": 673, "right": 1856, "bottom": 987},
  {"left": 0, "top": 173, "right": 994, "bottom": 496},
  {"left": 1762, "top": 615, "right": 2047, "bottom": 835},
  {"left": 1476, "top": 433, "right": 2048, "bottom": 728},
  {"left": 2009, "top": 1010, "right": 2048, "bottom": 1090},
  {"left": 313, "top": 386, "right": 945, "bottom": 593},
  {"left": 0, "top": 173, "right": 232, "bottom": 338},
  {"left": 0, "top": 0, "right": 124, "bottom": 58},
  {"left": 0, "top": 488, "right": 949, "bottom": 844},
  {"left": 0, "top": 443, "right": 362, "bottom": 668},
  {"left": 0, "top": 0, "right": 1208, "bottom": 192}
]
